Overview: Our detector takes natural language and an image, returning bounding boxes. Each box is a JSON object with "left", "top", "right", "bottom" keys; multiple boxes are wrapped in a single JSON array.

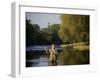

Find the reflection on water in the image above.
[
  {"left": 58, "top": 49, "right": 89, "bottom": 65},
  {"left": 26, "top": 47, "right": 89, "bottom": 67},
  {"left": 26, "top": 56, "right": 48, "bottom": 67}
]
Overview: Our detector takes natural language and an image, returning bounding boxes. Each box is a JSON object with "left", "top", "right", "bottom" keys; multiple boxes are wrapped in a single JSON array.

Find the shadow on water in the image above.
[
  {"left": 26, "top": 48, "right": 89, "bottom": 67},
  {"left": 26, "top": 50, "right": 48, "bottom": 67}
]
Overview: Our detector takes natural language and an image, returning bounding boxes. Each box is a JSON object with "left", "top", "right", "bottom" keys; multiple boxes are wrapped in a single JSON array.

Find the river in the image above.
[{"left": 26, "top": 45, "right": 89, "bottom": 67}]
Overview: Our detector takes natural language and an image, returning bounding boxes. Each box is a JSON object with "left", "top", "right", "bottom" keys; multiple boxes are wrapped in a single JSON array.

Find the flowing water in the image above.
[{"left": 26, "top": 45, "right": 89, "bottom": 67}]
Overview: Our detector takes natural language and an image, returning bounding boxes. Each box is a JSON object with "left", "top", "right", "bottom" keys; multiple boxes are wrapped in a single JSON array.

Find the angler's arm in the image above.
[{"left": 45, "top": 47, "right": 49, "bottom": 54}]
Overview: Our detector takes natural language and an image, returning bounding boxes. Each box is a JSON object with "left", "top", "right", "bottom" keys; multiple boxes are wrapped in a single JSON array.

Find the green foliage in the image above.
[
  {"left": 26, "top": 20, "right": 46, "bottom": 46},
  {"left": 41, "top": 24, "right": 62, "bottom": 44},
  {"left": 80, "top": 32, "right": 89, "bottom": 42},
  {"left": 26, "top": 20, "right": 34, "bottom": 46},
  {"left": 26, "top": 19, "right": 62, "bottom": 46},
  {"left": 58, "top": 14, "right": 89, "bottom": 44},
  {"left": 26, "top": 14, "right": 89, "bottom": 46}
]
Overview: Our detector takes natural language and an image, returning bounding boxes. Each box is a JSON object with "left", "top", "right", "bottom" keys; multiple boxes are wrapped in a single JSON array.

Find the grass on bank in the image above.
[{"left": 60, "top": 42, "right": 89, "bottom": 51}]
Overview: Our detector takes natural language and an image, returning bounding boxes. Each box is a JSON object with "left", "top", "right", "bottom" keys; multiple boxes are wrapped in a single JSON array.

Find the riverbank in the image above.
[{"left": 60, "top": 42, "right": 89, "bottom": 51}]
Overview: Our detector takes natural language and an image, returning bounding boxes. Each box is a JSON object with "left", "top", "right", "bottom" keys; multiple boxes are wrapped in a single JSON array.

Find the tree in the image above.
[
  {"left": 48, "top": 24, "right": 62, "bottom": 44},
  {"left": 26, "top": 19, "right": 62, "bottom": 46},
  {"left": 26, "top": 19, "right": 43, "bottom": 46},
  {"left": 41, "top": 24, "right": 62, "bottom": 44},
  {"left": 58, "top": 14, "right": 89, "bottom": 44},
  {"left": 26, "top": 19, "right": 34, "bottom": 46}
]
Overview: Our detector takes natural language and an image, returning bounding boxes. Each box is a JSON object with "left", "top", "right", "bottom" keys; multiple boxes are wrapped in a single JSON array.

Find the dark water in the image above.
[{"left": 26, "top": 46, "right": 89, "bottom": 67}]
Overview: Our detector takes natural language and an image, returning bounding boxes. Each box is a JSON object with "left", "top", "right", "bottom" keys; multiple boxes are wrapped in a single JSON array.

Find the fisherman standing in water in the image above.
[{"left": 45, "top": 44, "right": 58, "bottom": 66}]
